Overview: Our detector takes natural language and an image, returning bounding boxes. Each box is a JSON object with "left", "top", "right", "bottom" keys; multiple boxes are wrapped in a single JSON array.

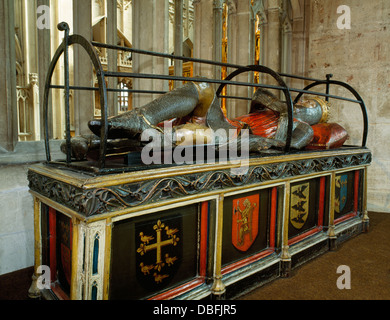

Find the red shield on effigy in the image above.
[{"left": 231, "top": 194, "right": 259, "bottom": 252}]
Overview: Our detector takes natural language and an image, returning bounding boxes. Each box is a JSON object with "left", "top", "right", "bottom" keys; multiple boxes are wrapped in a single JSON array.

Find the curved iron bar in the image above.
[
  {"left": 43, "top": 25, "right": 108, "bottom": 168},
  {"left": 57, "top": 22, "right": 71, "bottom": 163},
  {"left": 216, "top": 65, "right": 294, "bottom": 152},
  {"left": 293, "top": 80, "right": 368, "bottom": 147}
]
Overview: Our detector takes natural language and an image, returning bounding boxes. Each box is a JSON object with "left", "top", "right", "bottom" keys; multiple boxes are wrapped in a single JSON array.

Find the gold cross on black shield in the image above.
[{"left": 137, "top": 220, "right": 179, "bottom": 272}]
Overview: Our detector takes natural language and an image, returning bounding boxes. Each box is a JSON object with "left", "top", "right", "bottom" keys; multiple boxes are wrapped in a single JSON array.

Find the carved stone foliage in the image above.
[{"left": 28, "top": 152, "right": 371, "bottom": 217}]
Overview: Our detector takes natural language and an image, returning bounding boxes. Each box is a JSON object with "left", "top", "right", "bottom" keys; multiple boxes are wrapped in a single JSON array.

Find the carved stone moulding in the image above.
[{"left": 28, "top": 150, "right": 372, "bottom": 217}]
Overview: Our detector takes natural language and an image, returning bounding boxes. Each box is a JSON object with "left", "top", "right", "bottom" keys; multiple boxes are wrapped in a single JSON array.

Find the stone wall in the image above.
[
  {"left": 0, "top": 141, "right": 64, "bottom": 275},
  {"left": 304, "top": 0, "right": 390, "bottom": 212},
  {"left": 0, "top": 165, "right": 34, "bottom": 275}
]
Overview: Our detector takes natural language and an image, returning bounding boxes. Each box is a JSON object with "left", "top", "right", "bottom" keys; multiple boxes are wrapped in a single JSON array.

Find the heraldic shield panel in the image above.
[
  {"left": 334, "top": 170, "right": 362, "bottom": 222},
  {"left": 109, "top": 203, "right": 200, "bottom": 299},
  {"left": 288, "top": 177, "right": 328, "bottom": 243},
  {"left": 222, "top": 188, "right": 276, "bottom": 268},
  {"left": 40, "top": 204, "right": 73, "bottom": 297}
]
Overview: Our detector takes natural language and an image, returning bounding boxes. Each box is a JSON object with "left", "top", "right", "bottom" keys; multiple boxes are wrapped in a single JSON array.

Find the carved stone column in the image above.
[
  {"left": 107, "top": 0, "right": 118, "bottom": 116},
  {"left": 226, "top": 0, "right": 237, "bottom": 119},
  {"left": 0, "top": 0, "right": 17, "bottom": 151},
  {"left": 291, "top": 9, "right": 306, "bottom": 89},
  {"left": 73, "top": 0, "right": 94, "bottom": 135},
  {"left": 227, "top": 0, "right": 253, "bottom": 117},
  {"left": 281, "top": 19, "right": 292, "bottom": 86},
  {"left": 257, "top": 3, "right": 268, "bottom": 83},
  {"left": 213, "top": 0, "right": 223, "bottom": 79},
  {"left": 174, "top": 0, "right": 183, "bottom": 88},
  {"left": 132, "top": 0, "right": 169, "bottom": 107},
  {"left": 267, "top": 0, "right": 282, "bottom": 73},
  {"left": 36, "top": 0, "right": 51, "bottom": 140},
  {"left": 193, "top": 0, "right": 214, "bottom": 79}
]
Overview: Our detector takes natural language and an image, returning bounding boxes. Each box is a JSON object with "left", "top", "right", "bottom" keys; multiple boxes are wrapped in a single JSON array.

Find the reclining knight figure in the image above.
[{"left": 62, "top": 80, "right": 347, "bottom": 161}]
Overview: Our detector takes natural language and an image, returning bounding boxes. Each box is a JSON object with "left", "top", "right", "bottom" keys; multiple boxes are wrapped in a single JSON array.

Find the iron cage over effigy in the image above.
[{"left": 28, "top": 22, "right": 371, "bottom": 300}]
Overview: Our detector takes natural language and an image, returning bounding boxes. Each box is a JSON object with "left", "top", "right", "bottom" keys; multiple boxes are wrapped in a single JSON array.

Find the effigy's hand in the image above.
[
  {"left": 60, "top": 135, "right": 97, "bottom": 160},
  {"left": 247, "top": 135, "right": 285, "bottom": 152}
]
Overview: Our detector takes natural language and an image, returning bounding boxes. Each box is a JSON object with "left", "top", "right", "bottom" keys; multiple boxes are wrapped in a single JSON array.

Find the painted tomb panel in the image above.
[
  {"left": 221, "top": 187, "right": 277, "bottom": 272},
  {"left": 334, "top": 170, "right": 362, "bottom": 224},
  {"left": 288, "top": 177, "right": 329, "bottom": 245},
  {"left": 40, "top": 204, "right": 73, "bottom": 299},
  {"left": 109, "top": 202, "right": 205, "bottom": 300}
]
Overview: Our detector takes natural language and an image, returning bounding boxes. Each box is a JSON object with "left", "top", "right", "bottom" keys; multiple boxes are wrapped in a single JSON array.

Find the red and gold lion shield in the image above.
[{"left": 232, "top": 194, "right": 259, "bottom": 252}]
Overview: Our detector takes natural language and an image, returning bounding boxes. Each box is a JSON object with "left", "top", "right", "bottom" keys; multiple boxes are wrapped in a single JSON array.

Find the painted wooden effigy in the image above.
[{"left": 27, "top": 23, "right": 371, "bottom": 300}]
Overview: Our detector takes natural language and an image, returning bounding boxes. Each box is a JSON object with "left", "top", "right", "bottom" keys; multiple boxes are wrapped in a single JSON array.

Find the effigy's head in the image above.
[
  {"left": 293, "top": 97, "right": 330, "bottom": 125},
  {"left": 250, "top": 88, "right": 330, "bottom": 126}
]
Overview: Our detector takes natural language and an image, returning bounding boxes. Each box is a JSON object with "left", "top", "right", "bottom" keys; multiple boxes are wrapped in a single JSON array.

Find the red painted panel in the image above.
[
  {"left": 48, "top": 207, "right": 56, "bottom": 283},
  {"left": 335, "top": 212, "right": 357, "bottom": 224},
  {"left": 148, "top": 279, "right": 204, "bottom": 300},
  {"left": 221, "top": 249, "right": 275, "bottom": 275},
  {"left": 269, "top": 187, "right": 277, "bottom": 249},
  {"left": 318, "top": 176, "right": 326, "bottom": 227},
  {"left": 288, "top": 226, "right": 323, "bottom": 246},
  {"left": 354, "top": 170, "right": 360, "bottom": 214},
  {"left": 199, "top": 201, "right": 208, "bottom": 277}
]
